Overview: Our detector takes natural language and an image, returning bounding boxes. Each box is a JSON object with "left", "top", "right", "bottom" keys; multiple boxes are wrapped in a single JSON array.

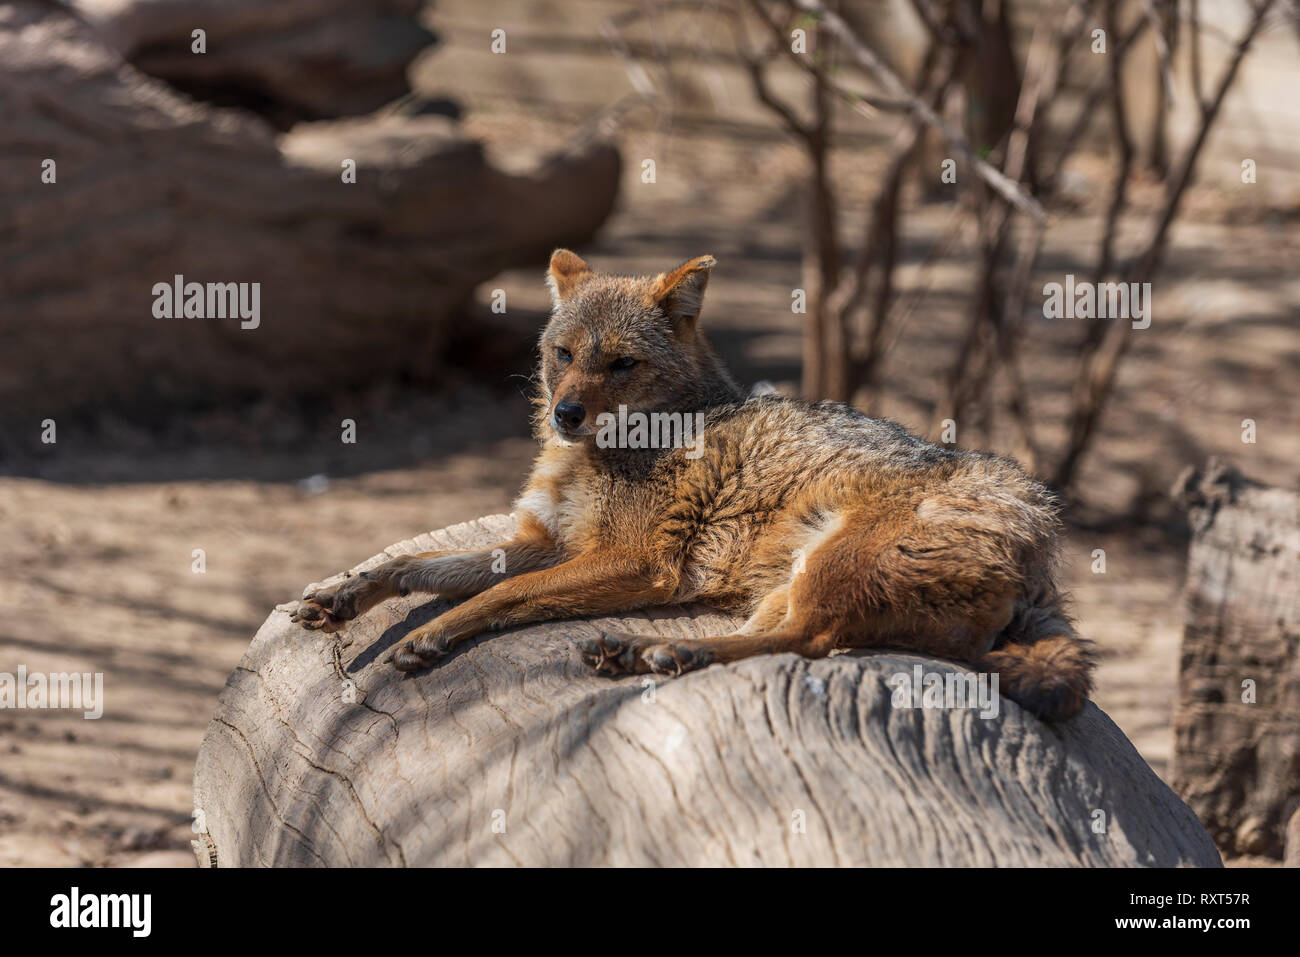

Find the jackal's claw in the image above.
[
  {"left": 580, "top": 631, "right": 715, "bottom": 677},
  {"left": 386, "top": 640, "right": 445, "bottom": 672},
  {"left": 291, "top": 598, "right": 346, "bottom": 633},
  {"left": 578, "top": 631, "right": 646, "bottom": 675},
  {"left": 644, "top": 640, "right": 717, "bottom": 676}
]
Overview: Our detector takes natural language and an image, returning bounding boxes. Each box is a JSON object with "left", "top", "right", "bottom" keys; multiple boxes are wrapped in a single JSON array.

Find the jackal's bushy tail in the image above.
[{"left": 979, "top": 596, "right": 1095, "bottom": 723}]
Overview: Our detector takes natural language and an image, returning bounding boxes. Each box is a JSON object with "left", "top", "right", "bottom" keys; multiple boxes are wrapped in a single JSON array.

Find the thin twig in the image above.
[
  {"left": 744, "top": 0, "right": 907, "bottom": 116},
  {"left": 1141, "top": 0, "right": 1177, "bottom": 107}
]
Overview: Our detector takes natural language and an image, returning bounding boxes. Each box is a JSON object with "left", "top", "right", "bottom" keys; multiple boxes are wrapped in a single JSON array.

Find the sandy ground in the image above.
[
  {"left": 0, "top": 405, "right": 536, "bottom": 867},
  {"left": 2, "top": 0, "right": 1297, "bottom": 866}
]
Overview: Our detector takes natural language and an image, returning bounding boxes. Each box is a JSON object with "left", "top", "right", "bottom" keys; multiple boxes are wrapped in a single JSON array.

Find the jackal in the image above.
[{"left": 293, "top": 250, "right": 1094, "bottom": 721}]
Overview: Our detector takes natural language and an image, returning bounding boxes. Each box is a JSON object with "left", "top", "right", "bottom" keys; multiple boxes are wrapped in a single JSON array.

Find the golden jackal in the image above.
[{"left": 294, "top": 251, "right": 1094, "bottom": 721}]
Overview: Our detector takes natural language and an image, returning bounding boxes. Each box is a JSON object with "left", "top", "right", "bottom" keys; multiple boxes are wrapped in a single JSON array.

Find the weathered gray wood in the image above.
[
  {"left": 1286, "top": 808, "right": 1300, "bottom": 868},
  {"left": 1172, "top": 461, "right": 1300, "bottom": 860},
  {"left": 193, "top": 514, "right": 1221, "bottom": 867}
]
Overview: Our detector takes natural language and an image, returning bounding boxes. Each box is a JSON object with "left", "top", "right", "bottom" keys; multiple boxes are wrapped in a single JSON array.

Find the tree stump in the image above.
[
  {"left": 1172, "top": 462, "right": 1300, "bottom": 860},
  {"left": 192, "top": 514, "right": 1221, "bottom": 867}
]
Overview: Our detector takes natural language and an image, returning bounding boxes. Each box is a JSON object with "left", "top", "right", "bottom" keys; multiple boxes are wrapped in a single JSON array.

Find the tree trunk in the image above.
[
  {"left": 1172, "top": 461, "right": 1300, "bottom": 860},
  {"left": 193, "top": 514, "right": 1221, "bottom": 867}
]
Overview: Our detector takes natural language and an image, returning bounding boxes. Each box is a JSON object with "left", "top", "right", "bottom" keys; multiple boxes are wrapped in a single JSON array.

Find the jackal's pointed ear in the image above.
[
  {"left": 651, "top": 255, "right": 716, "bottom": 332},
  {"left": 546, "top": 249, "right": 593, "bottom": 305}
]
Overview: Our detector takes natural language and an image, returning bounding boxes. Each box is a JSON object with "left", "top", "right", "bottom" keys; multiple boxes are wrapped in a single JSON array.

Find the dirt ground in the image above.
[{"left": 2, "top": 0, "right": 1297, "bottom": 866}]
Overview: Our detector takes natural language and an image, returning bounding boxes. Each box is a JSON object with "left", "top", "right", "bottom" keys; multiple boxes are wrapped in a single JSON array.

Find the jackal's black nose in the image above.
[{"left": 553, "top": 401, "right": 586, "bottom": 431}]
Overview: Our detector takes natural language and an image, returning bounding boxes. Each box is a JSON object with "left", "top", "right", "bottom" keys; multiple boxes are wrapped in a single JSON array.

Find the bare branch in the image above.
[
  {"left": 1141, "top": 0, "right": 1178, "bottom": 108},
  {"left": 1189, "top": 0, "right": 1207, "bottom": 114},
  {"left": 942, "top": 2, "right": 1075, "bottom": 431},
  {"left": 1090, "top": 0, "right": 1138, "bottom": 307},
  {"left": 782, "top": 0, "right": 1047, "bottom": 221},
  {"left": 832, "top": 39, "right": 959, "bottom": 401},
  {"left": 743, "top": 0, "right": 907, "bottom": 116},
  {"left": 1051, "top": 0, "right": 1280, "bottom": 488},
  {"left": 1041, "top": 12, "right": 1152, "bottom": 195},
  {"left": 732, "top": 10, "right": 815, "bottom": 139}
]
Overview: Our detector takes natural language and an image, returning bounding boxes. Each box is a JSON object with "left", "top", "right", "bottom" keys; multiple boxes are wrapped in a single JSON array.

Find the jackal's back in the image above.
[{"left": 648, "top": 395, "right": 1061, "bottom": 608}]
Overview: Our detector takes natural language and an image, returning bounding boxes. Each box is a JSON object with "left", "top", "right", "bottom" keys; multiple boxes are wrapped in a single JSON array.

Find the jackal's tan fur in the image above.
[{"left": 293, "top": 250, "right": 1094, "bottom": 721}]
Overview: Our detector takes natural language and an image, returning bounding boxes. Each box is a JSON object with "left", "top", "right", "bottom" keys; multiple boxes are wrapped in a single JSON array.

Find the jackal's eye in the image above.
[
  {"left": 556, "top": 347, "right": 572, "bottom": 364},
  {"left": 610, "top": 356, "right": 638, "bottom": 372}
]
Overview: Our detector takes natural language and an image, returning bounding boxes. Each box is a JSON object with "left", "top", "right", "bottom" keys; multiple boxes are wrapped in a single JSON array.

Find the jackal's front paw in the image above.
[
  {"left": 384, "top": 625, "right": 455, "bottom": 672},
  {"left": 291, "top": 582, "right": 357, "bottom": 633},
  {"left": 579, "top": 631, "right": 715, "bottom": 677}
]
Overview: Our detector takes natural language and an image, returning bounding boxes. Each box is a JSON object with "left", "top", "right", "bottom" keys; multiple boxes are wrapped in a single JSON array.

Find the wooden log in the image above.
[
  {"left": 1287, "top": 808, "right": 1300, "bottom": 868},
  {"left": 1172, "top": 461, "right": 1300, "bottom": 860},
  {"left": 192, "top": 514, "right": 1222, "bottom": 867},
  {"left": 0, "top": 1, "right": 619, "bottom": 436}
]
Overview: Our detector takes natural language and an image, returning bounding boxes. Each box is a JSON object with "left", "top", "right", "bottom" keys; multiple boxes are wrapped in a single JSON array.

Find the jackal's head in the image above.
[{"left": 535, "top": 250, "right": 742, "bottom": 444}]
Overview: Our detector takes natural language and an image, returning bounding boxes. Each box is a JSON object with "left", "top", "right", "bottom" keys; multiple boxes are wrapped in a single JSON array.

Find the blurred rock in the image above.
[
  {"left": 73, "top": 0, "right": 436, "bottom": 127},
  {"left": 0, "top": 1, "right": 619, "bottom": 445}
]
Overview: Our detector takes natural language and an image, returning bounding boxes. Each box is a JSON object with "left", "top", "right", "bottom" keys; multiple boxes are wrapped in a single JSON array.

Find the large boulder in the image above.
[
  {"left": 73, "top": 0, "right": 437, "bottom": 125},
  {"left": 192, "top": 514, "right": 1222, "bottom": 867},
  {"left": 0, "top": 1, "right": 618, "bottom": 443}
]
